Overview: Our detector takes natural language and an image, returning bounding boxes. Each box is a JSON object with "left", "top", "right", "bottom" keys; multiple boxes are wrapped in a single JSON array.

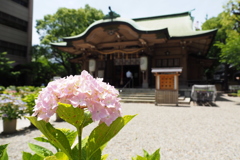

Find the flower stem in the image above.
[{"left": 77, "top": 126, "right": 83, "bottom": 160}]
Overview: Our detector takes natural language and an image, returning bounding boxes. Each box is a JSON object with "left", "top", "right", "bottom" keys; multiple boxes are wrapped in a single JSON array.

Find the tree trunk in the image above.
[{"left": 223, "top": 63, "right": 229, "bottom": 91}]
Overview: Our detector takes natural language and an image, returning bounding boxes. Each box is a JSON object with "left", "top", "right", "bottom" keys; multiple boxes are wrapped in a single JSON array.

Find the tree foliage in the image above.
[
  {"left": 202, "top": 14, "right": 225, "bottom": 58},
  {"left": 35, "top": 5, "right": 104, "bottom": 75},
  {"left": 215, "top": 0, "right": 240, "bottom": 68},
  {"left": 0, "top": 52, "right": 20, "bottom": 86},
  {"left": 202, "top": 0, "right": 240, "bottom": 69}
]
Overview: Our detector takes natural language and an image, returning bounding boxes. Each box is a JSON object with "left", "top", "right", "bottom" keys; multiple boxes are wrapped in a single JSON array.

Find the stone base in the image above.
[{"left": 142, "top": 82, "right": 148, "bottom": 88}]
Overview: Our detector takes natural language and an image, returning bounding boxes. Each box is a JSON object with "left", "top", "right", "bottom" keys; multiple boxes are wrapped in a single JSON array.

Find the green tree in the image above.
[
  {"left": 35, "top": 5, "right": 104, "bottom": 75},
  {"left": 203, "top": 0, "right": 240, "bottom": 69},
  {"left": 0, "top": 52, "right": 20, "bottom": 86},
  {"left": 202, "top": 12, "right": 227, "bottom": 58},
  {"left": 202, "top": 0, "right": 240, "bottom": 90},
  {"left": 215, "top": 0, "right": 240, "bottom": 68},
  {"left": 31, "top": 44, "right": 53, "bottom": 61}
]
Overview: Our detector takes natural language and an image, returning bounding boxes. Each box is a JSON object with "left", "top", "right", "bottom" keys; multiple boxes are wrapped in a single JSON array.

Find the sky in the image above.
[{"left": 32, "top": 0, "right": 229, "bottom": 45}]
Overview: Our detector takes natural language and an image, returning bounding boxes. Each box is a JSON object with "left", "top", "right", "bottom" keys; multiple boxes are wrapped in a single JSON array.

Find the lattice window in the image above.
[
  {"left": 160, "top": 74, "right": 174, "bottom": 90},
  {"left": 155, "top": 58, "right": 180, "bottom": 67}
]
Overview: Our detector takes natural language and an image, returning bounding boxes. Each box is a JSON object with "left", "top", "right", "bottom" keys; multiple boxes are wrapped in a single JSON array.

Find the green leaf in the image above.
[
  {"left": 72, "top": 137, "right": 89, "bottom": 160},
  {"left": 57, "top": 103, "right": 85, "bottom": 128},
  {"left": 0, "top": 144, "right": 8, "bottom": 160},
  {"left": 82, "top": 111, "right": 93, "bottom": 128},
  {"left": 148, "top": 149, "right": 160, "bottom": 160},
  {"left": 34, "top": 137, "right": 50, "bottom": 143},
  {"left": 101, "top": 154, "right": 108, "bottom": 160},
  {"left": 26, "top": 116, "right": 72, "bottom": 159},
  {"left": 132, "top": 155, "right": 146, "bottom": 160},
  {"left": 85, "top": 115, "right": 136, "bottom": 160},
  {"left": 22, "top": 152, "right": 43, "bottom": 160},
  {"left": 143, "top": 150, "right": 149, "bottom": 158},
  {"left": 132, "top": 149, "right": 160, "bottom": 160},
  {"left": 31, "top": 154, "right": 44, "bottom": 160},
  {"left": 22, "top": 152, "right": 33, "bottom": 160},
  {"left": 58, "top": 128, "right": 78, "bottom": 147},
  {"left": 34, "top": 137, "right": 58, "bottom": 152},
  {"left": 72, "top": 145, "right": 80, "bottom": 160},
  {"left": 44, "top": 152, "right": 69, "bottom": 160},
  {"left": 82, "top": 136, "right": 89, "bottom": 148},
  {"left": 28, "top": 143, "right": 53, "bottom": 158},
  {"left": 34, "top": 128, "right": 77, "bottom": 150}
]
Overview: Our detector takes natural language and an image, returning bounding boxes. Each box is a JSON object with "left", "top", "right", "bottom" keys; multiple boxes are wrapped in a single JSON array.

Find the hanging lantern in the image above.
[
  {"left": 89, "top": 59, "right": 96, "bottom": 72},
  {"left": 140, "top": 56, "right": 148, "bottom": 71}
]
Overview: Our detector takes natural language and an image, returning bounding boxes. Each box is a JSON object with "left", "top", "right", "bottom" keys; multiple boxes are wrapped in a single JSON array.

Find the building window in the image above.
[
  {"left": 162, "top": 59, "right": 168, "bottom": 67},
  {"left": 156, "top": 58, "right": 180, "bottom": 67},
  {"left": 174, "top": 59, "right": 180, "bottom": 66},
  {"left": 98, "top": 61, "right": 105, "bottom": 69},
  {"left": 12, "top": 0, "right": 29, "bottom": 7},
  {"left": 0, "top": 40, "right": 27, "bottom": 57},
  {"left": 168, "top": 59, "right": 173, "bottom": 66},
  {"left": 0, "top": 11, "right": 28, "bottom": 32},
  {"left": 156, "top": 59, "right": 161, "bottom": 66}
]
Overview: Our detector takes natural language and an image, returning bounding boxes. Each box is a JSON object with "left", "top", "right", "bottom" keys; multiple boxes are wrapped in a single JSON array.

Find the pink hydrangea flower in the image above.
[{"left": 33, "top": 70, "right": 122, "bottom": 126}]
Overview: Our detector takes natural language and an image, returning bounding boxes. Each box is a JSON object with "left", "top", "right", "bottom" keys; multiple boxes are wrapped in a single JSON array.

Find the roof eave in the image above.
[
  {"left": 170, "top": 29, "right": 218, "bottom": 40},
  {"left": 62, "top": 21, "right": 171, "bottom": 42}
]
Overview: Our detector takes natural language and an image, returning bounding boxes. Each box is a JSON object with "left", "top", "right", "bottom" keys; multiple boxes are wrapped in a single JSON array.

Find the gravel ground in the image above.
[{"left": 1, "top": 93, "right": 240, "bottom": 160}]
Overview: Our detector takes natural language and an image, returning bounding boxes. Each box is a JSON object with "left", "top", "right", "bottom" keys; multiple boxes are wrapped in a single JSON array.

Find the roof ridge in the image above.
[{"left": 132, "top": 9, "right": 195, "bottom": 21}]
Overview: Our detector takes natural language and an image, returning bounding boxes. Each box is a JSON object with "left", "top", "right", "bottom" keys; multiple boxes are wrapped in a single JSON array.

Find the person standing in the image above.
[{"left": 126, "top": 70, "right": 133, "bottom": 87}]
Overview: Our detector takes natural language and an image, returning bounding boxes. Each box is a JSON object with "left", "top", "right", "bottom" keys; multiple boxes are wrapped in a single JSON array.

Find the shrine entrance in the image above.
[{"left": 114, "top": 65, "right": 141, "bottom": 88}]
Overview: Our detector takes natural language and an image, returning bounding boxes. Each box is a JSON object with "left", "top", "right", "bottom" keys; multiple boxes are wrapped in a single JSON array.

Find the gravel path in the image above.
[{"left": 1, "top": 93, "right": 240, "bottom": 160}]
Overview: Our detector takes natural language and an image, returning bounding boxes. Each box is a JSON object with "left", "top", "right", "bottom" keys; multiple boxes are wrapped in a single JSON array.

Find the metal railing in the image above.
[{"left": 122, "top": 78, "right": 134, "bottom": 89}]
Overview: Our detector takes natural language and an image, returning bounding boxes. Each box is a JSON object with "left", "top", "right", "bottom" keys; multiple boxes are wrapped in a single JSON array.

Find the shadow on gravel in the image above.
[
  {"left": 192, "top": 101, "right": 219, "bottom": 107},
  {"left": 192, "top": 92, "right": 240, "bottom": 107},
  {"left": 155, "top": 104, "right": 191, "bottom": 108},
  {"left": 0, "top": 126, "right": 38, "bottom": 138},
  {"left": 216, "top": 93, "right": 233, "bottom": 102}
]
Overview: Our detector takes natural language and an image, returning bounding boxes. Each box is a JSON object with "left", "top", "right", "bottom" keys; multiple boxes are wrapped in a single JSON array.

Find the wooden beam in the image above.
[
  {"left": 94, "top": 47, "right": 145, "bottom": 54},
  {"left": 72, "top": 42, "right": 96, "bottom": 49},
  {"left": 97, "top": 40, "right": 141, "bottom": 49},
  {"left": 139, "top": 38, "right": 147, "bottom": 45}
]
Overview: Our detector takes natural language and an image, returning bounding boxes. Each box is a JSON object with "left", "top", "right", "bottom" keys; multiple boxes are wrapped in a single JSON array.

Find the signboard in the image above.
[{"left": 114, "top": 58, "right": 140, "bottom": 65}]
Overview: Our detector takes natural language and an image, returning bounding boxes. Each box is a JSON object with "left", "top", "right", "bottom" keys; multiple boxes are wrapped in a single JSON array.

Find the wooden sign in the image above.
[{"left": 159, "top": 74, "right": 175, "bottom": 90}]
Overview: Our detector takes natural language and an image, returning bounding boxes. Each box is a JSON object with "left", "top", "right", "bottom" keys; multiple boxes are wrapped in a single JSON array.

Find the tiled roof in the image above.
[
  {"left": 51, "top": 10, "right": 216, "bottom": 46},
  {"left": 133, "top": 11, "right": 216, "bottom": 37}
]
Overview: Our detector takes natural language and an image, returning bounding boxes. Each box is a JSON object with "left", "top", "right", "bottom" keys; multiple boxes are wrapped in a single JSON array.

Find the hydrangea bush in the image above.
[
  {"left": 26, "top": 70, "right": 136, "bottom": 159},
  {"left": 33, "top": 70, "right": 122, "bottom": 126},
  {"left": 0, "top": 94, "right": 26, "bottom": 121}
]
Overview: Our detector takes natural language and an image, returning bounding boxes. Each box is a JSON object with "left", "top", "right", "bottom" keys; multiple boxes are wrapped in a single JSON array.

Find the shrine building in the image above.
[{"left": 51, "top": 10, "right": 217, "bottom": 89}]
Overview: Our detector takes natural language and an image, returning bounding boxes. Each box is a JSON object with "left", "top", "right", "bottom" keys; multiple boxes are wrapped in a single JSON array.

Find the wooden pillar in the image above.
[
  {"left": 142, "top": 70, "right": 148, "bottom": 88},
  {"left": 156, "top": 74, "right": 160, "bottom": 90},
  {"left": 181, "top": 48, "right": 188, "bottom": 84},
  {"left": 83, "top": 58, "right": 88, "bottom": 71},
  {"left": 140, "top": 56, "right": 149, "bottom": 88}
]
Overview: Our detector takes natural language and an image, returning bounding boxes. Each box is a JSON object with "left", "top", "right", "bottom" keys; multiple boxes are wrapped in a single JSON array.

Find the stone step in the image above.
[
  {"left": 178, "top": 97, "right": 191, "bottom": 104},
  {"left": 121, "top": 96, "right": 155, "bottom": 100},
  {"left": 119, "top": 88, "right": 192, "bottom": 104},
  {"left": 120, "top": 94, "right": 191, "bottom": 104},
  {"left": 120, "top": 99, "right": 155, "bottom": 103},
  {"left": 120, "top": 94, "right": 155, "bottom": 97},
  {"left": 118, "top": 88, "right": 155, "bottom": 93}
]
